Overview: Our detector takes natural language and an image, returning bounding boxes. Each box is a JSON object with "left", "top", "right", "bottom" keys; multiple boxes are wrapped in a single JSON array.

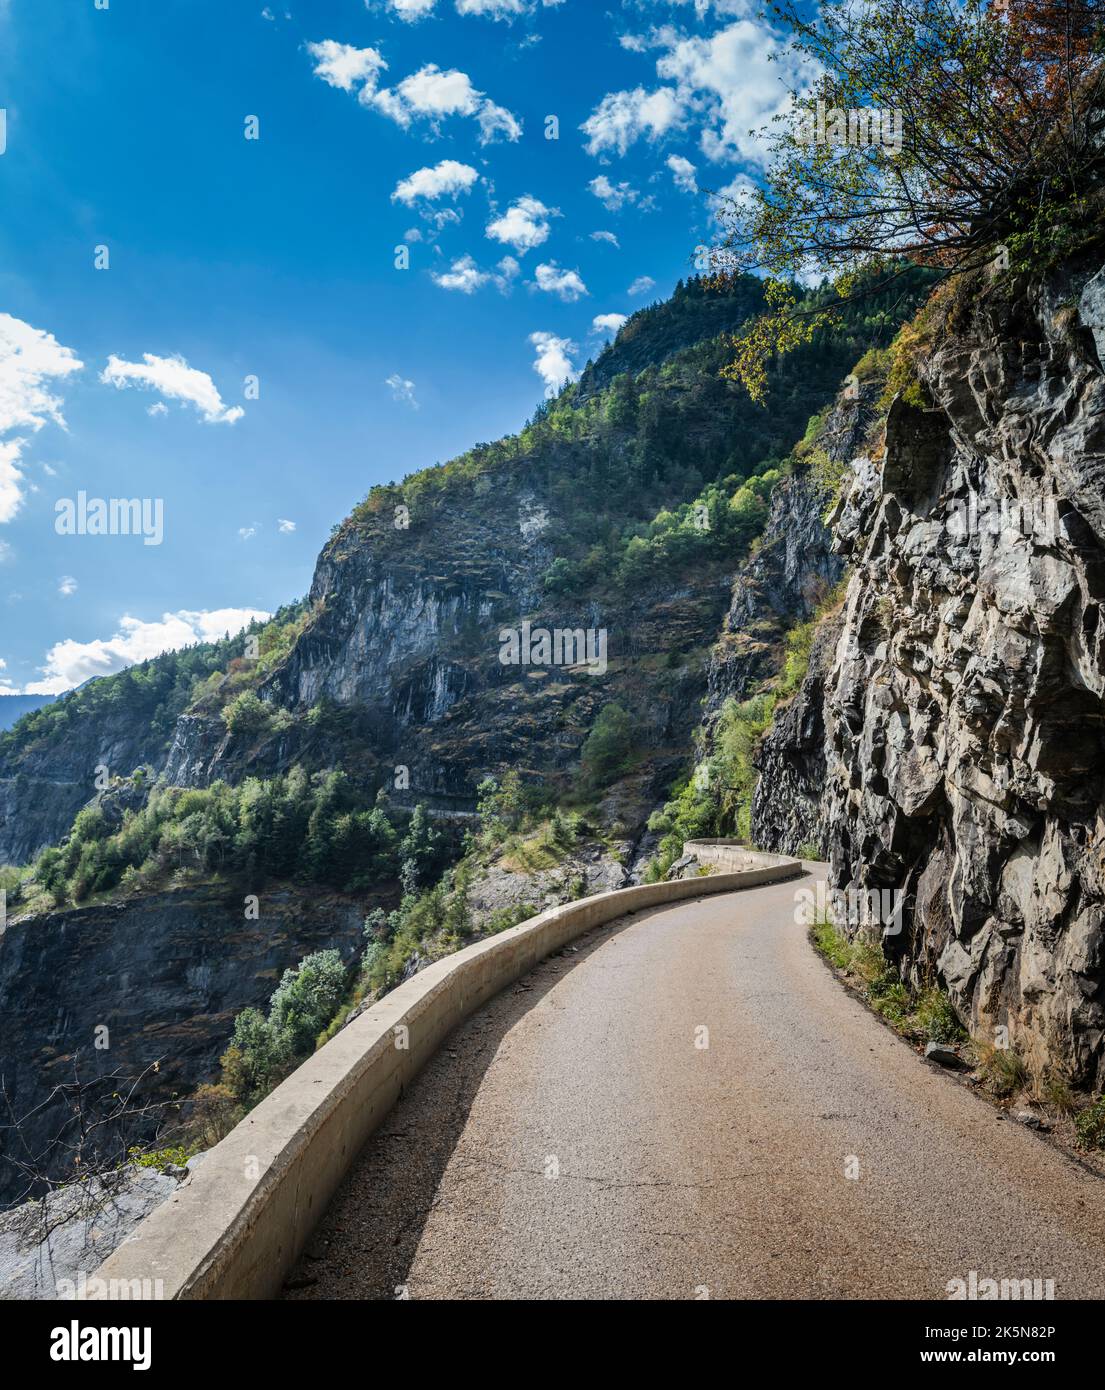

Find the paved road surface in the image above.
[{"left": 285, "top": 868, "right": 1105, "bottom": 1300}]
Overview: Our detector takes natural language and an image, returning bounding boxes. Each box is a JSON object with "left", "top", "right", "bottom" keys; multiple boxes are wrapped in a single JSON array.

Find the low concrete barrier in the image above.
[
  {"left": 683, "top": 840, "right": 798, "bottom": 873},
  {"left": 93, "top": 849, "right": 801, "bottom": 1300}
]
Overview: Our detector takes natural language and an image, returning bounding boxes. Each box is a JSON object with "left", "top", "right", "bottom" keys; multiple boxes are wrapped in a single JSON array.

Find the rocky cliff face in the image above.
[
  {"left": 703, "top": 393, "right": 864, "bottom": 729},
  {"left": 756, "top": 255, "right": 1105, "bottom": 1090},
  {"left": 0, "top": 885, "right": 369, "bottom": 1207},
  {"left": 0, "top": 712, "right": 164, "bottom": 867},
  {"left": 704, "top": 471, "right": 841, "bottom": 722},
  {"left": 163, "top": 474, "right": 732, "bottom": 821},
  {"left": 751, "top": 612, "right": 843, "bottom": 858}
]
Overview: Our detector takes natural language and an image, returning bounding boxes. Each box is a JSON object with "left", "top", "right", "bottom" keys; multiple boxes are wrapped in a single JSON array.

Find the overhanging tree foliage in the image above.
[{"left": 716, "top": 0, "right": 1105, "bottom": 397}]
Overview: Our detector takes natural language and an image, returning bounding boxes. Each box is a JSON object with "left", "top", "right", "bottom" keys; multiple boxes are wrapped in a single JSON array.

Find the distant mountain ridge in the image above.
[{"left": 0, "top": 695, "right": 55, "bottom": 732}]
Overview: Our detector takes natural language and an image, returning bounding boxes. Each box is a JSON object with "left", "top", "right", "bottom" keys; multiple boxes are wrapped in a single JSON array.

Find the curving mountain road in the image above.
[{"left": 285, "top": 867, "right": 1105, "bottom": 1300}]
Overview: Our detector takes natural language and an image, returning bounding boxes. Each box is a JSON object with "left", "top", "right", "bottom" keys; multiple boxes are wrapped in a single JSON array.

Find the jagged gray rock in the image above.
[
  {"left": 751, "top": 613, "right": 843, "bottom": 858},
  {"left": 0, "top": 1166, "right": 178, "bottom": 1300},
  {"left": 759, "top": 256, "right": 1105, "bottom": 1091}
]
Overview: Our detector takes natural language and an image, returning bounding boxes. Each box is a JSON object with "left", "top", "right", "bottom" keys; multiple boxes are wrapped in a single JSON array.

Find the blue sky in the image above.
[{"left": 0, "top": 0, "right": 803, "bottom": 694}]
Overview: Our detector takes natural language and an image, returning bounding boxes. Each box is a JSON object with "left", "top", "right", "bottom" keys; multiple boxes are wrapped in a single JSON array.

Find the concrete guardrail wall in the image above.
[
  {"left": 93, "top": 848, "right": 801, "bottom": 1300},
  {"left": 682, "top": 840, "right": 799, "bottom": 873}
]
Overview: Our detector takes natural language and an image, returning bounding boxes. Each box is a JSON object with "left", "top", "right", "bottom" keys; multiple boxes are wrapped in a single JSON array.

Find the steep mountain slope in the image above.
[{"left": 0, "top": 627, "right": 283, "bottom": 865}]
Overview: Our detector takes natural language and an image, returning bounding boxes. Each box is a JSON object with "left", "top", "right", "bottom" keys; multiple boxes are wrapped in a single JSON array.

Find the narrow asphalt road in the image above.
[{"left": 285, "top": 867, "right": 1105, "bottom": 1300}]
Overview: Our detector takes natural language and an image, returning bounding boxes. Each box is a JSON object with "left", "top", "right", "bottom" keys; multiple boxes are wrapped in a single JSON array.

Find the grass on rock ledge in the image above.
[{"left": 812, "top": 914, "right": 1105, "bottom": 1154}]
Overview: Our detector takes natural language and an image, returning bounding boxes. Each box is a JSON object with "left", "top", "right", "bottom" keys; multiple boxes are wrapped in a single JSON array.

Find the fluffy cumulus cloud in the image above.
[
  {"left": 667, "top": 153, "right": 698, "bottom": 191},
  {"left": 486, "top": 195, "right": 556, "bottom": 253},
  {"left": 532, "top": 261, "right": 588, "bottom": 302},
  {"left": 456, "top": 0, "right": 565, "bottom": 15},
  {"left": 386, "top": 373, "right": 419, "bottom": 407},
  {"left": 431, "top": 253, "right": 520, "bottom": 293},
  {"left": 635, "top": 0, "right": 753, "bottom": 14},
  {"left": 628, "top": 275, "right": 656, "bottom": 296},
  {"left": 455, "top": 0, "right": 526, "bottom": 14},
  {"left": 592, "top": 312, "right": 628, "bottom": 337},
  {"left": 590, "top": 229, "right": 620, "bottom": 247},
  {"left": 57, "top": 575, "right": 78, "bottom": 597},
  {"left": 277, "top": 518, "right": 297, "bottom": 533},
  {"left": 385, "top": 0, "right": 438, "bottom": 20},
  {"left": 529, "top": 331, "right": 578, "bottom": 396},
  {"left": 20, "top": 608, "right": 270, "bottom": 695},
  {"left": 708, "top": 170, "right": 758, "bottom": 225},
  {"left": 101, "top": 353, "right": 244, "bottom": 424},
  {"left": 581, "top": 85, "right": 684, "bottom": 157},
  {"left": 386, "top": 0, "right": 549, "bottom": 15},
  {"left": 583, "top": 18, "right": 814, "bottom": 167},
  {"left": 391, "top": 159, "right": 479, "bottom": 205},
  {"left": 307, "top": 38, "right": 386, "bottom": 92},
  {"left": 308, "top": 42, "right": 522, "bottom": 144},
  {"left": 0, "top": 313, "right": 84, "bottom": 524},
  {"left": 588, "top": 175, "right": 641, "bottom": 212}
]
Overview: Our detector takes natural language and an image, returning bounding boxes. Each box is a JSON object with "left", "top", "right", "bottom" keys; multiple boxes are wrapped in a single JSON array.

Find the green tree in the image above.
[
  {"left": 580, "top": 703, "right": 636, "bottom": 789},
  {"left": 398, "top": 804, "right": 442, "bottom": 895},
  {"left": 268, "top": 950, "right": 349, "bottom": 1056},
  {"left": 714, "top": 0, "right": 1105, "bottom": 395}
]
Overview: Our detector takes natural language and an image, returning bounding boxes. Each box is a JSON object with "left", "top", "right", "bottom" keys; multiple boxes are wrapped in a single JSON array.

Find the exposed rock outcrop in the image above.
[
  {"left": 758, "top": 256, "right": 1105, "bottom": 1090},
  {"left": 751, "top": 612, "right": 843, "bottom": 858},
  {"left": 704, "top": 460, "right": 846, "bottom": 729},
  {"left": 0, "top": 885, "right": 370, "bottom": 1207},
  {"left": 0, "top": 1165, "right": 180, "bottom": 1300}
]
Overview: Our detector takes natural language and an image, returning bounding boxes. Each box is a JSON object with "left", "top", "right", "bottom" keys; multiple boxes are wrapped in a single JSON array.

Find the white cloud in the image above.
[
  {"left": 486, "top": 195, "right": 555, "bottom": 253},
  {"left": 581, "top": 85, "right": 684, "bottom": 157},
  {"left": 590, "top": 230, "right": 620, "bottom": 247},
  {"left": 592, "top": 312, "right": 628, "bottom": 337},
  {"left": 532, "top": 262, "right": 588, "bottom": 302},
  {"left": 101, "top": 353, "right": 244, "bottom": 424},
  {"left": 0, "top": 313, "right": 84, "bottom": 524},
  {"left": 306, "top": 39, "right": 387, "bottom": 92},
  {"left": 640, "top": 0, "right": 755, "bottom": 15},
  {"left": 386, "top": 373, "right": 419, "bottom": 408},
  {"left": 147, "top": 401, "right": 168, "bottom": 417},
  {"left": 238, "top": 525, "right": 258, "bottom": 541},
  {"left": 588, "top": 175, "right": 640, "bottom": 212},
  {"left": 385, "top": 0, "right": 438, "bottom": 19},
  {"left": 310, "top": 44, "right": 523, "bottom": 145},
  {"left": 455, "top": 0, "right": 564, "bottom": 14},
  {"left": 431, "top": 253, "right": 519, "bottom": 294},
  {"left": 21, "top": 608, "right": 271, "bottom": 695},
  {"left": 0, "top": 441, "right": 25, "bottom": 529},
  {"left": 277, "top": 518, "right": 297, "bottom": 533},
  {"left": 433, "top": 254, "right": 487, "bottom": 293},
  {"left": 667, "top": 153, "right": 698, "bottom": 191},
  {"left": 708, "top": 171, "right": 757, "bottom": 226},
  {"left": 529, "top": 331, "right": 578, "bottom": 396},
  {"left": 456, "top": 0, "right": 527, "bottom": 14},
  {"left": 628, "top": 275, "right": 656, "bottom": 296},
  {"left": 392, "top": 159, "right": 479, "bottom": 205},
  {"left": 589, "top": 19, "right": 816, "bottom": 167},
  {"left": 58, "top": 575, "right": 77, "bottom": 597}
]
